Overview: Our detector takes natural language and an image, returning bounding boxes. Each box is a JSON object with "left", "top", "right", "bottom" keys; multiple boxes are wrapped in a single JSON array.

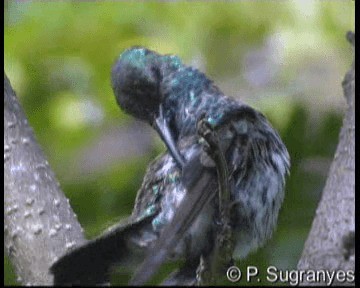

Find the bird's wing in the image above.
[{"left": 129, "top": 151, "right": 218, "bottom": 285}]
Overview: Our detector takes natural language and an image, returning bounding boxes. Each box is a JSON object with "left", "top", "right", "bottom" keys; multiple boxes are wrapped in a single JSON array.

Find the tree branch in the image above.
[
  {"left": 4, "top": 73, "right": 86, "bottom": 285},
  {"left": 297, "top": 32, "right": 355, "bottom": 285}
]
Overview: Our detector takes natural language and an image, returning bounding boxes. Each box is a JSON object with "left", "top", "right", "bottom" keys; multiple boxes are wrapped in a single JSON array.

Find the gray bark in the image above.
[
  {"left": 297, "top": 32, "right": 355, "bottom": 286},
  {"left": 4, "top": 74, "right": 86, "bottom": 285}
]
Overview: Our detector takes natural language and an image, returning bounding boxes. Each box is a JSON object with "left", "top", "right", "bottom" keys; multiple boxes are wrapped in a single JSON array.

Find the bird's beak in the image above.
[{"left": 153, "top": 105, "right": 185, "bottom": 170}]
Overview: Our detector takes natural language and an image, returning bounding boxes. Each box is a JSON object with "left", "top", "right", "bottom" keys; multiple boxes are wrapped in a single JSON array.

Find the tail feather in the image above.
[{"left": 50, "top": 215, "right": 154, "bottom": 285}]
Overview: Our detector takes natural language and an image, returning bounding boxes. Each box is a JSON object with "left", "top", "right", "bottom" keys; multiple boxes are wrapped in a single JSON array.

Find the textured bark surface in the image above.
[
  {"left": 4, "top": 74, "right": 86, "bottom": 285},
  {"left": 297, "top": 32, "right": 355, "bottom": 286}
]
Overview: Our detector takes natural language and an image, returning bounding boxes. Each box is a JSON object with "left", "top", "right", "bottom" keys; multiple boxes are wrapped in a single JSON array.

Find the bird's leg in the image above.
[{"left": 196, "top": 114, "right": 235, "bottom": 285}]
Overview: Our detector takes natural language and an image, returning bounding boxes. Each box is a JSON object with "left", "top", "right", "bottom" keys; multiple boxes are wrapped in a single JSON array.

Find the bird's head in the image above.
[{"left": 111, "top": 46, "right": 182, "bottom": 123}]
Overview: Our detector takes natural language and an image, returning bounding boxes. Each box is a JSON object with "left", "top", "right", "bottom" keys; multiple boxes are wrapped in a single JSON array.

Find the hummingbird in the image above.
[{"left": 50, "top": 47, "right": 290, "bottom": 285}]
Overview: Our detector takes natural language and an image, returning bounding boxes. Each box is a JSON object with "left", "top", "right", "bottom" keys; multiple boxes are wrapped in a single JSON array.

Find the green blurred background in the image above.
[{"left": 4, "top": 1, "right": 354, "bottom": 285}]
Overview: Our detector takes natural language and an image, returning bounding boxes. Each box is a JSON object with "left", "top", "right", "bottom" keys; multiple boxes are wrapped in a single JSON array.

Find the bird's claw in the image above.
[{"left": 197, "top": 114, "right": 221, "bottom": 162}]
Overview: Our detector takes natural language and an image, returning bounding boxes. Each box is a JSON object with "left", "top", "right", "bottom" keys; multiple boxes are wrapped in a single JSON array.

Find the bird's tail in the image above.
[{"left": 50, "top": 215, "right": 154, "bottom": 285}]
